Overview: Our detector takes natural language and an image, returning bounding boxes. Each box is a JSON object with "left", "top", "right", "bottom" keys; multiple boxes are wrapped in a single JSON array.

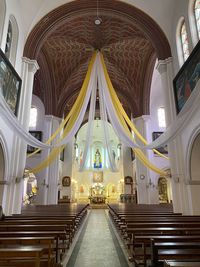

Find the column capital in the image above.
[
  {"left": 22, "top": 57, "right": 39, "bottom": 74},
  {"left": 44, "top": 115, "right": 62, "bottom": 122},
  {"left": 142, "top": 115, "right": 150, "bottom": 122},
  {"left": 156, "top": 57, "right": 173, "bottom": 75},
  {"left": 133, "top": 115, "right": 150, "bottom": 123}
]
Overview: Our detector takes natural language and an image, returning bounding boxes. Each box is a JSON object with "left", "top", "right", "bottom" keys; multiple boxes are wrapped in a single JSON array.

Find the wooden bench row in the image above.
[
  {"left": 0, "top": 203, "right": 89, "bottom": 267},
  {"left": 108, "top": 203, "right": 200, "bottom": 267}
]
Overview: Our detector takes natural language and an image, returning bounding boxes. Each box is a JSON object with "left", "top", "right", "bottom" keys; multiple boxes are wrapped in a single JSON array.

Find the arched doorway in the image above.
[
  {"left": 158, "top": 177, "right": 169, "bottom": 203},
  {"left": 188, "top": 132, "right": 200, "bottom": 214},
  {"left": 23, "top": 170, "right": 37, "bottom": 205},
  {"left": 190, "top": 132, "right": 200, "bottom": 182},
  {"left": 0, "top": 143, "right": 5, "bottom": 204}
]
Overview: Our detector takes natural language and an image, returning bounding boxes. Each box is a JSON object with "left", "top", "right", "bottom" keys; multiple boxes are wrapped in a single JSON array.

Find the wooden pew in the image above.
[
  {"left": 164, "top": 260, "right": 200, "bottom": 266},
  {"left": 126, "top": 227, "right": 200, "bottom": 242},
  {"left": 151, "top": 239, "right": 200, "bottom": 267},
  {"left": 0, "top": 236, "right": 55, "bottom": 267},
  {"left": 107, "top": 203, "right": 200, "bottom": 267},
  {"left": 128, "top": 235, "right": 200, "bottom": 267},
  {"left": 0, "top": 246, "right": 45, "bottom": 267},
  {"left": 0, "top": 203, "right": 89, "bottom": 266},
  {"left": 0, "top": 231, "right": 66, "bottom": 263}
]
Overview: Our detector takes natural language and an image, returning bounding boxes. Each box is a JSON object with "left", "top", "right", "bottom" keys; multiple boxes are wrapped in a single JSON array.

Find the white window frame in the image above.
[{"left": 29, "top": 107, "right": 38, "bottom": 129}]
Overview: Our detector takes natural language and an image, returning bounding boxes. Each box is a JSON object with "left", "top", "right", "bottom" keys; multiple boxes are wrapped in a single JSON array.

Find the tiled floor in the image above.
[{"left": 66, "top": 209, "right": 130, "bottom": 267}]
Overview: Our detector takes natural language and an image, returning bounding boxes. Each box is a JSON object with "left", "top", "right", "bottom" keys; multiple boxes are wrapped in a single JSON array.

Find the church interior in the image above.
[{"left": 1, "top": 0, "right": 200, "bottom": 266}]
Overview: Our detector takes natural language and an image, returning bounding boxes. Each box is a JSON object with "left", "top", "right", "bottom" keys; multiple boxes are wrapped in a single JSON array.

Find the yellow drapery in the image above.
[
  {"left": 100, "top": 53, "right": 168, "bottom": 176},
  {"left": 100, "top": 53, "right": 169, "bottom": 160},
  {"left": 28, "top": 52, "right": 97, "bottom": 173},
  {"left": 28, "top": 51, "right": 97, "bottom": 158},
  {"left": 28, "top": 51, "right": 168, "bottom": 176}
]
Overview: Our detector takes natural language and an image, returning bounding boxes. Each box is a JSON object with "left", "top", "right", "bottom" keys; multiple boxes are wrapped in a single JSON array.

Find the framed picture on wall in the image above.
[
  {"left": 93, "top": 171, "right": 103, "bottom": 183},
  {"left": 62, "top": 176, "right": 71, "bottom": 187},
  {"left": 27, "top": 131, "right": 42, "bottom": 154},
  {"left": 173, "top": 40, "right": 200, "bottom": 113},
  {"left": 125, "top": 176, "right": 133, "bottom": 184},
  {"left": 152, "top": 132, "right": 168, "bottom": 155},
  {"left": 0, "top": 48, "right": 21, "bottom": 116}
]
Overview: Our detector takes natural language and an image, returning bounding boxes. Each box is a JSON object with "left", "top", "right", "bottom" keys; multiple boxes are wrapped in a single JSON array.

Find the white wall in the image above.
[
  {"left": 72, "top": 169, "right": 123, "bottom": 202},
  {"left": 16, "top": 0, "right": 175, "bottom": 50},
  {"left": 26, "top": 95, "right": 46, "bottom": 173},
  {"left": 1, "top": 0, "right": 27, "bottom": 72},
  {"left": 149, "top": 61, "right": 170, "bottom": 174},
  {"left": 170, "top": 0, "right": 197, "bottom": 74}
]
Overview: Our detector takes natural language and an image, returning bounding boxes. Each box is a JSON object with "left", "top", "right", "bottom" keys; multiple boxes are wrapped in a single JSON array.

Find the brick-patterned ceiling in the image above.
[{"left": 24, "top": 0, "right": 171, "bottom": 118}]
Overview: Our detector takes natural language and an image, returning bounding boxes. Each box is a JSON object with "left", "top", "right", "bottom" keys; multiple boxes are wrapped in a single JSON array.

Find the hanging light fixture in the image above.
[{"left": 94, "top": 0, "right": 102, "bottom": 25}]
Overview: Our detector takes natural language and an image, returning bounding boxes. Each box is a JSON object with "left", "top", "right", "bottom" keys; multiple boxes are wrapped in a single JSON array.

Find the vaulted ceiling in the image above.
[{"left": 24, "top": 0, "right": 171, "bottom": 118}]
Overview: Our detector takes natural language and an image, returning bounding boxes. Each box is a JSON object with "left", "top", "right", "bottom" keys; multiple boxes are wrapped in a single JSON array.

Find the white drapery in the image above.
[
  {"left": 0, "top": 94, "right": 50, "bottom": 149},
  {"left": 79, "top": 67, "right": 97, "bottom": 171},
  {"left": 0, "top": 56, "right": 98, "bottom": 150},
  {"left": 98, "top": 53, "right": 200, "bottom": 150},
  {"left": 98, "top": 73, "right": 118, "bottom": 172},
  {"left": 1, "top": 51, "right": 200, "bottom": 166}
]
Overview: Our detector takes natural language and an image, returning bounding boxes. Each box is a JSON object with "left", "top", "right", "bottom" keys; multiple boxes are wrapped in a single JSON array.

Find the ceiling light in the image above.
[
  {"left": 95, "top": 0, "right": 102, "bottom": 25},
  {"left": 94, "top": 18, "right": 101, "bottom": 25},
  {"left": 95, "top": 17, "right": 102, "bottom": 25}
]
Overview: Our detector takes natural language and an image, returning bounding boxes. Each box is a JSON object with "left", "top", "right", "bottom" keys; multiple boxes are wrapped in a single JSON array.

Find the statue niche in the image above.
[{"left": 94, "top": 148, "right": 102, "bottom": 169}]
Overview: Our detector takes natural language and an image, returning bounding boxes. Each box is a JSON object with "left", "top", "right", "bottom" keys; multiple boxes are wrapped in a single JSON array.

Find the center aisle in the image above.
[{"left": 66, "top": 209, "right": 130, "bottom": 267}]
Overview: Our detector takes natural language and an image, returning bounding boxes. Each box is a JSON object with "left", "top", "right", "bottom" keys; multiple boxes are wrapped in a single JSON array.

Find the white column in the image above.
[
  {"left": 122, "top": 145, "right": 133, "bottom": 194},
  {"left": 157, "top": 58, "right": 190, "bottom": 214},
  {"left": 134, "top": 115, "right": 151, "bottom": 204},
  {"left": 46, "top": 116, "right": 61, "bottom": 205},
  {"left": 7, "top": 58, "right": 39, "bottom": 214},
  {"left": 60, "top": 141, "right": 73, "bottom": 201},
  {"left": 33, "top": 115, "right": 61, "bottom": 205},
  {"left": 34, "top": 115, "right": 52, "bottom": 205}
]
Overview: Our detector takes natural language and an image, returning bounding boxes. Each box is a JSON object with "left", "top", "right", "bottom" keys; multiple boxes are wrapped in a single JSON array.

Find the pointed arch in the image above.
[
  {"left": 176, "top": 17, "right": 190, "bottom": 67},
  {"left": 6, "top": 15, "right": 19, "bottom": 66},
  {"left": 0, "top": 0, "right": 6, "bottom": 47},
  {"left": 0, "top": 131, "right": 9, "bottom": 182},
  {"left": 23, "top": 0, "right": 171, "bottom": 60},
  {"left": 189, "top": 0, "right": 199, "bottom": 46}
]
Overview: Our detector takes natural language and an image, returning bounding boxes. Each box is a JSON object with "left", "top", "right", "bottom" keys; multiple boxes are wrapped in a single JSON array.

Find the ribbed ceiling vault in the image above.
[{"left": 24, "top": 0, "right": 171, "bottom": 118}]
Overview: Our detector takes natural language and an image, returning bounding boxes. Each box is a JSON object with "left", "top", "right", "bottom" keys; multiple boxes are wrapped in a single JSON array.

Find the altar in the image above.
[
  {"left": 89, "top": 195, "right": 106, "bottom": 204},
  {"left": 89, "top": 182, "right": 106, "bottom": 204}
]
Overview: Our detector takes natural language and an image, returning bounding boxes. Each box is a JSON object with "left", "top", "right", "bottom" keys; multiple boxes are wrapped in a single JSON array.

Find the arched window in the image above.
[
  {"left": 194, "top": 0, "right": 200, "bottom": 39},
  {"left": 180, "top": 21, "right": 190, "bottom": 61},
  {"left": 29, "top": 107, "right": 38, "bottom": 128},
  {"left": 5, "top": 21, "right": 12, "bottom": 59},
  {"left": 4, "top": 15, "right": 18, "bottom": 66},
  {"left": 176, "top": 17, "right": 190, "bottom": 67},
  {"left": 157, "top": 107, "right": 166, "bottom": 128},
  {"left": 0, "top": 0, "right": 6, "bottom": 46}
]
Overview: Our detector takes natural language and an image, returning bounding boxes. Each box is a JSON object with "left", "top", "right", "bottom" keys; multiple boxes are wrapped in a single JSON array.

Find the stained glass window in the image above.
[
  {"left": 194, "top": 0, "right": 200, "bottom": 39},
  {"left": 180, "top": 21, "right": 190, "bottom": 61},
  {"left": 5, "top": 21, "right": 12, "bottom": 59}
]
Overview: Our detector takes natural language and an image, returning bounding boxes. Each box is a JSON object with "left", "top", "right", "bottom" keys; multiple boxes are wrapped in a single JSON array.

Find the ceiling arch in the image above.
[{"left": 24, "top": 0, "right": 171, "bottom": 118}]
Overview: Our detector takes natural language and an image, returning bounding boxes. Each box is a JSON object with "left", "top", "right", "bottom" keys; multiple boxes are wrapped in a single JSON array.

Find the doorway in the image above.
[{"left": 0, "top": 143, "right": 5, "bottom": 204}]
